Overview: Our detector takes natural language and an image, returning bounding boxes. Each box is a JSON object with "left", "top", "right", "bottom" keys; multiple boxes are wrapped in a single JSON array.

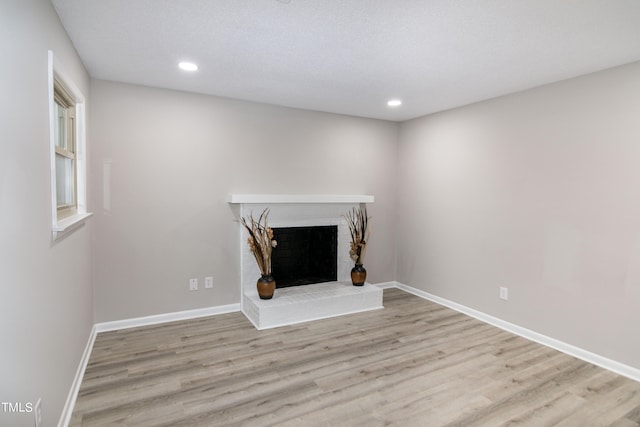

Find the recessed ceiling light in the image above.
[
  {"left": 178, "top": 62, "right": 198, "bottom": 71},
  {"left": 387, "top": 99, "right": 402, "bottom": 107}
]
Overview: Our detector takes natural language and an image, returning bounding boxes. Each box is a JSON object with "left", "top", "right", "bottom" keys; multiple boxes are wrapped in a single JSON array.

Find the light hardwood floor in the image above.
[{"left": 70, "top": 289, "right": 640, "bottom": 426}]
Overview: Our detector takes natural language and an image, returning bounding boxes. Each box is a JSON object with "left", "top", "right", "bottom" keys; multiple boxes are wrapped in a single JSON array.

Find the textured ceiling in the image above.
[{"left": 51, "top": 0, "right": 640, "bottom": 121}]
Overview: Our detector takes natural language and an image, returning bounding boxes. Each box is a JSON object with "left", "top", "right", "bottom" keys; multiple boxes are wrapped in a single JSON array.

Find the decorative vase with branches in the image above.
[
  {"left": 345, "top": 205, "right": 370, "bottom": 286},
  {"left": 240, "top": 208, "right": 278, "bottom": 299}
]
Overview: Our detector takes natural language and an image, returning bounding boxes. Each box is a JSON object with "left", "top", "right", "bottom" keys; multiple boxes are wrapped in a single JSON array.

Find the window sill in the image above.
[{"left": 53, "top": 212, "right": 93, "bottom": 240}]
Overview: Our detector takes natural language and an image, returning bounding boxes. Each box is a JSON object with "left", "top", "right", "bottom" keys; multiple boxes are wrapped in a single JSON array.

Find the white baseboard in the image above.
[
  {"left": 58, "top": 325, "right": 97, "bottom": 427},
  {"left": 372, "top": 281, "right": 398, "bottom": 289},
  {"left": 390, "top": 281, "right": 640, "bottom": 383},
  {"left": 95, "top": 303, "right": 241, "bottom": 333}
]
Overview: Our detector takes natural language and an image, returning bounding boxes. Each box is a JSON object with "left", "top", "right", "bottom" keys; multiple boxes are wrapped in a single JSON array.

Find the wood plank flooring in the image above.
[{"left": 70, "top": 289, "right": 640, "bottom": 426}]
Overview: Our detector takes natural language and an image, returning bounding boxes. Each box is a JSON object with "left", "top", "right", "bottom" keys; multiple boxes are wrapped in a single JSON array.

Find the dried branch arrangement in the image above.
[
  {"left": 345, "top": 205, "right": 370, "bottom": 265},
  {"left": 240, "top": 208, "right": 277, "bottom": 276}
]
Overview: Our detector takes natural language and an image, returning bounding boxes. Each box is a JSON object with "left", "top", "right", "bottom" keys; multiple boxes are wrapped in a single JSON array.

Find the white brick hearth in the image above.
[
  {"left": 229, "top": 194, "right": 383, "bottom": 330},
  {"left": 243, "top": 281, "right": 383, "bottom": 330}
]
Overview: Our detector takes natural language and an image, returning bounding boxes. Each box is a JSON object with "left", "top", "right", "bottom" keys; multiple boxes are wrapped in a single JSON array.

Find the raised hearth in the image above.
[
  {"left": 243, "top": 281, "right": 383, "bottom": 329},
  {"left": 229, "top": 194, "right": 383, "bottom": 329}
]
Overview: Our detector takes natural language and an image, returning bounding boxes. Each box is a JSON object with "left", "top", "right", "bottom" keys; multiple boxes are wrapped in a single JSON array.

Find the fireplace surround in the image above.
[{"left": 229, "top": 194, "right": 383, "bottom": 329}]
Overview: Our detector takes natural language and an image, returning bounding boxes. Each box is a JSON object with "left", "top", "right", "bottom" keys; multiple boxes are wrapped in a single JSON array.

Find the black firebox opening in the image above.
[{"left": 271, "top": 225, "right": 338, "bottom": 288}]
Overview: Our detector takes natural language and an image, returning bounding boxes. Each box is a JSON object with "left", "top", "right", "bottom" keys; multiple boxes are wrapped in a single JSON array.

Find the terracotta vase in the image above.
[
  {"left": 351, "top": 264, "right": 367, "bottom": 286},
  {"left": 257, "top": 274, "right": 276, "bottom": 299}
]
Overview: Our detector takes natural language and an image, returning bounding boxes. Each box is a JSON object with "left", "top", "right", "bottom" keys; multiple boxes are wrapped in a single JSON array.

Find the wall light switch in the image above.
[
  {"left": 189, "top": 278, "right": 198, "bottom": 291},
  {"left": 499, "top": 287, "right": 508, "bottom": 300}
]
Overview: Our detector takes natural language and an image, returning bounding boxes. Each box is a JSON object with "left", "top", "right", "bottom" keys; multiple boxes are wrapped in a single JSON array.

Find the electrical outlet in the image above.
[
  {"left": 499, "top": 287, "right": 509, "bottom": 301},
  {"left": 189, "top": 278, "right": 198, "bottom": 291},
  {"left": 205, "top": 276, "right": 213, "bottom": 289},
  {"left": 34, "top": 398, "right": 42, "bottom": 427}
]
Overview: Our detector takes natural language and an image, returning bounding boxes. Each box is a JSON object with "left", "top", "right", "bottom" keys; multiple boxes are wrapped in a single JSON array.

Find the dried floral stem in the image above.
[
  {"left": 344, "top": 205, "right": 370, "bottom": 265},
  {"left": 240, "top": 208, "right": 277, "bottom": 275}
]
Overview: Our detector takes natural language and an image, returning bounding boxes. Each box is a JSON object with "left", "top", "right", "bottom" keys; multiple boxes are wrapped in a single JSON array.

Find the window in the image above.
[
  {"left": 48, "top": 51, "right": 91, "bottom": 239},
  {"left": 54, "top": 80, "right": 77, "bottom": 219}
]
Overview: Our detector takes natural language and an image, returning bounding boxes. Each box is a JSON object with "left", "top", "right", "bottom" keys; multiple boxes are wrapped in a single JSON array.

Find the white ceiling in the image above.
[{"left": 51, "top": 0, "right": 640, "bottom": 122}]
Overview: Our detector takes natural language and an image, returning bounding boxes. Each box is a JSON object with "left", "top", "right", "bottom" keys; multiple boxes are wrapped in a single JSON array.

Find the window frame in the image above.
[{"left": 48, "top": 51, "right": 92, "bottom": 240}]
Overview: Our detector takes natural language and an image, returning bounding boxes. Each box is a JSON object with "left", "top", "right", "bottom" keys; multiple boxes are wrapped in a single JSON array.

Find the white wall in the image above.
[
  {"left": 90, "top": 80, "right": 399, "bottom": 322},
  {"left": 397, "top": 61, "right": 640, "bottom": 369},
  {"left": 0, "top": 1, "right": 93, "bottom": 426}
]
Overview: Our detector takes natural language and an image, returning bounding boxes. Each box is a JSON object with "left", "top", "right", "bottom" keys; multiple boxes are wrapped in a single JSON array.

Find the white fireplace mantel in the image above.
[{"left": 228, "top": 194, "right": 374, "bottom": 204}]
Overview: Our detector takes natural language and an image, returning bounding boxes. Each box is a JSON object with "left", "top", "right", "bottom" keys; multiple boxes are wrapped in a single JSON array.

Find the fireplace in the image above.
[
  {"left": 229, "top": 194, "right": 383, "bottom": 329},
  {"left": 271, "top": 225, "right": 338, "bottom": 288}
]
